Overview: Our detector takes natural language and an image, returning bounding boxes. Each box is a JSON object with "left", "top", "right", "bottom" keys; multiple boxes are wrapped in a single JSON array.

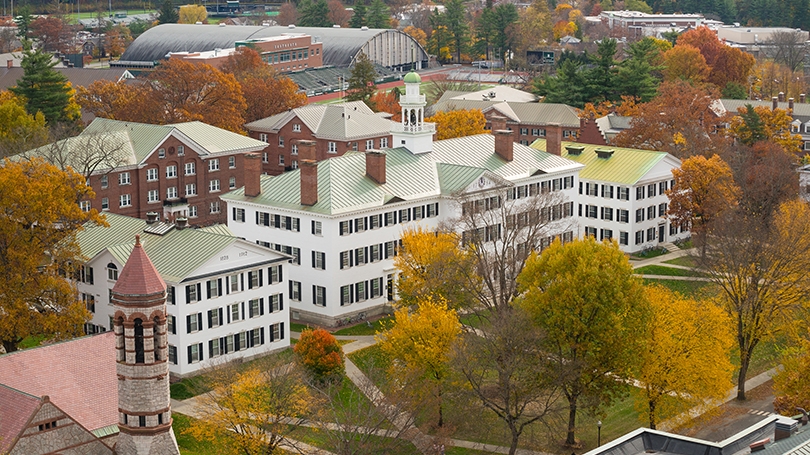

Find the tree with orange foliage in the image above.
[
  {"left": 368, "top": 89, "right": 401, "bottom": 122},
  {"left": 220, "top": 47, "right": 307, "bottom": 123},
  {"left": 29, "top": 16, "right": 71, "bottom": 53},
  {"left": 327, "top": 0, "right": 351, "bottom": 27},
  {"left": 293, "top": 328, "right": 345, "bottom": 383},
  {"left": 277, "top": 2, "right": 298, "bottom": 26},
  {"left": 105, "top": 25, "right": 133, "bottom": 58},
  {"left": 662, "top": 45, "right": 709, "bottom": 84},
  {"left": 676, "top": 26, "right": 723, "bottom": 67},
  {"left": 729, "top": 104, "right": 802, "bottom": 154},
  {"left": 579, "top": 96, "right": 640, "bottom": 119},
  {"left": 427, "top": 109, "right": 487, "bottom": 140},
  {"left": 676, "top": 26, "right": 754, "bottom": 90},
  {"left": 613, "top": 80, "right": 727, "bottom": 159}
]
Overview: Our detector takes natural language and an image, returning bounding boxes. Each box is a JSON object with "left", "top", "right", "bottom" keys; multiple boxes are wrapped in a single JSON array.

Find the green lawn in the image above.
[
  {"left": 630, "top": 247, "right": 669, "bottom": 260},
  {"left": 635, "top": 265, "right": 706, "bottom": 277},
  {"left": 289, "top": 322, "right": 315, "bottom": 333},
  {"left": 333, "top": 316, "right": 393, "bottom": 336},
  {"left": 642, "top": 278, "right": 717, "bottom": 298},
  {"left": 663, "top": 256, "right": 697, "bottom": 267},
  {"left": 18, "top": 334, "right": 47, "bottom": 349},
  {"left": 173, "top": 413, "right": 220, "bottom": 455}
]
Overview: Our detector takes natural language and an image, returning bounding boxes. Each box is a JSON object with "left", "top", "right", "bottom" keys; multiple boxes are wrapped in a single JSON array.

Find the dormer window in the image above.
[{"left": 107, "top": 263, "right": 118, "bottom": 281}]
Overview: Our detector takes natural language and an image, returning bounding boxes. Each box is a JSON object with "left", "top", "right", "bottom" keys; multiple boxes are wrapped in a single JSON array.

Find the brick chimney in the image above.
[
  {"left": 244, "top": 153, "right": 262, "bottom": 197},
  {"left": 490, "top": 115, "right": 507, "bottom": 132},
  {"left": 366, "top": 151, "right": 386, "bottom": 184},
  {"left": 578, "top": 117, "right": 607, "bottom": 146},
  {"left": 801, "top": 93, "right": 806, "bottom": 103},
  {"left": 6, "top": 59, "right": 11, "bottom": 69},
  {"left": 494, "top": 130, "right": 513, "bottom": 161},
  {"left": 298, "top": 139, "right": 317, "bottom": 161},
  {"left": 778, "top": 92, "right": 785, "bottom": 102},
  {"left": 546, "top": 123, "right": 562, "bottom": 156},
  {"left": 772, "top": 96, "right": 779, "bottom": 110},
  {"left": 300, "top": 160, "right": 318, "bottom": 206},
  {"left": 789, "top": 98, "right": 795, "bottom": 110}
]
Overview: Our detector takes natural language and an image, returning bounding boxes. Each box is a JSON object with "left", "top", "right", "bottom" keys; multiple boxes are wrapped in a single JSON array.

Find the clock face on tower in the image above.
[{"left": 478, "top": 177, "right": 486, "bottom": 187}]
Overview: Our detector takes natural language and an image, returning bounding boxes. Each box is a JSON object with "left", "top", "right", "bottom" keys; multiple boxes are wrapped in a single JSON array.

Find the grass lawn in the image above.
[
  {"left": 459, "top": 308, "right": 492, "bottom": 329},
  {"left": 333, "top": 316, "right": 393, "bottom": 336},
  {"left": 635, "top": 265, "right": 706, "bottom": 277},
  {"left": 289, "top": 322, "right": 316, "bottom": 333},
  {"left": 663, "top": 256, "right": 697, "bottom": 267},
  {"left": 18, "top": 334, "right": 47, "bottom": 349},
  {"left": 630, "top": 247, "right": 669, "bottom": 260},
  {"left": 173, "top": 413, "right": 219, "bottom": 455},
  {"left": 642, "top": 278, "right": 716, "bottom": 298}
]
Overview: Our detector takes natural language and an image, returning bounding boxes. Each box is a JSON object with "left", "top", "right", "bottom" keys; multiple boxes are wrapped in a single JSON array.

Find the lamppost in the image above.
[{"left": 597, "top": 421, "right": 602, "bottom": 447}]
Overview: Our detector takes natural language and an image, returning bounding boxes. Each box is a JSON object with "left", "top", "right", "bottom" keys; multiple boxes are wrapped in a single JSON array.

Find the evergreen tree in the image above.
[
  {"left": 346, "top": 52, "right": 377, "bottom": 105},
  {"left": 10, "top": 47, "right": 73, "bottom": 124},
  {"left": 490, "top": 4, "right": 518, "bottom": 63},
  {"left": 474, "top": 0, "right": 495, "bottom": 60},
  {"left": 585, "top": 38, "right": 618, "bottom": 102},
  {"left": 736, "top": 104, "right": 767, "bottom": 145},
  {"left": 532, "top": 59, "right": 589, "bottom": 107},
  {"left": 13, "top": 7, "right": 33, "bottom": 40},
  {"left": 615, "top": 38, "right": 662, "bottom": 102},
  {"left": 365, "top": 0, "right": 390, "bottom": 28},
  {"left": 158, "top": 0, "right": 179, "bottom": 24},
  {"left": 299, "top": 0, "right": 333, "bottom": 27},
  {"left": 443, "top": 0, "right": 469, "bottom": 63},
  {"left": 349, "top": 2, "right": 367, "bottom": 28}
]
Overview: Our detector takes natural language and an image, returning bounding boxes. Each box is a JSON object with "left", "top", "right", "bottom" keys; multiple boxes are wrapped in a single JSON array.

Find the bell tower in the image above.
[
  {"left": 391, "top": 71, "right": 435, "bottom": 154},
  {"left": 112, "top": 235, "right": 180, "bottom": 455}
]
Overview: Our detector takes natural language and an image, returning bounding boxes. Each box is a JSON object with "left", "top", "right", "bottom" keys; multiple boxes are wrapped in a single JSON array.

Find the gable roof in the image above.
[
  {"left": 221, "top": 133, "right": 583, "bottom": 215},
  {"left": 75, "top": 213, "right": 289, "bottom": 283},
  {"left": 715, "top": 99, "right": 810, "bottom": 119},
  {"left": 0, "top": 333, "right": 118, "bottom": 435},
  {"left": 530, "top": 139, "right": 675, "bottom": 185},
  {"left": 0, "top": 67, "right": 132, "bottom": 92},
  {"left": 245, "top": 101, "right": 393, "bottom": 140},
  {"left": 0, "top": 384, "right": 41, "bottom": 453},
  {"left": 431, "top": 98, "right": 580, "bottom": 127},
  {"left": 23, "top": 118, "right": 268, "bottom": 172}
]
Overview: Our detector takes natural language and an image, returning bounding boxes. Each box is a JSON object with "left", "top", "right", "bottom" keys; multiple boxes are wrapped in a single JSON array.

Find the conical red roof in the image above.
[{"left": 111, "top": 235, "right": 166, "bottom": 296}]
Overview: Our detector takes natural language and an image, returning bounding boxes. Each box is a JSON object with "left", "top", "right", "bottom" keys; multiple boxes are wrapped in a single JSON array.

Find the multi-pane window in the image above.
[
  {"left": 328, "top": 142, "right": 337, "bottom": 153},
  {"left": 340, "top": 285, "right": 352, "bottom": 306},
  {"left": 229, "top": 177, "right": 236, "bottom": 189},
  {"left": 313, "top": 285, "right": 326, "bottom": 306},
  {"left": 168, "top": 346, "right": 177, "bottom": 364},
  {"left": 647, "top": 227, "right": 656, "bottom": 242},
  {"left": 618, "top": 187, "right": 630, "bottom": 200},
  {"left": 147, "top": 189, "right": 159, "bottom": 203},
  {"left": 118, "top": 172, "right": 130, "bottom": 185},
  {"left": 618, "top": 209, "right": 629, "bottom": 223},
  {"left": 229, "top": 274, "right": 240, "bottom": 293},
  {"left": 229, "top": 156, "right": 236, "bottom": 168},
  {"left": 79, "top": 201, "right": 91, "bottom": 212},
  {"left": 230, "top": 303, "right": 241, "bottom": 322},
  {"left": 647, "top": 206, "right": 656, "bottom": 219},
  {"left": 659, "top": 181, "right": 667, "bottom": 195},
  {"left": 209, "top": 179, "right": 221, "bottom": 192},
  {"left": 120, "top": 194, "right": 131, "bottom": 207},
  {"left": 177, "top": 146, "right": 185, "bottom": 156},
  {"left": 209, "top": 308, "right": 221, "bottom": 327},
  {"left": 100, "top": 175, "right": 108, "bottom": 188},
  {"left": 279, "top": 155, "right": 285, "bottom": 166},
  {"left": 249, "top": 298, "right": 263, "bottom": 318},
  {"left": 356, "top": 281, "right": 367, "bottom": 301},
  {"left": 188, "top": 343, "right": 202, "bottom": 363},
  {"left": 185, "top": 183, "right": 197, "bottom": 196},
  {"left": 101, "top": 197, "right": 109, "bottom": 210},
  {"left": 648, "top": 183, "right": 657, "bottom": 197},
  {"left": 370, "top": 244, "right": 381, "bottom": 262},
  {"left": 167, "top": 186, "right": 178, "bottom": 199},
  {"left": 158, "top": 148, "right": 166, "bottom": 158},
  {"left": 107, "top": 263, "right": 118, "bottom": 281},
  {"left": 207, "top": 279, "right": 222, "bottom": 298},
  {"left": 291, "top": 144, "right": 298, "bottom": 155},
  {"left": 248, "top": 270, "right": 261, "bottom": 289},
  {"left": 636, "top": 208, "right": 645, "bottom": 222},
  {"left": 636, "top": 186, "right": 645, "bottom": 200},
  {"left": 293, "top": 123, "right": 301, "bottom": 132},
  {"left": 269, "top": 265, "right": 282, "bottom": 284},
  {"left": 146, "top": 168, "right": 158, "bottom": 181},
  {"left": 290, "top": 281, "right": 301, "bottom": 301},
  {"left": 313, "top": 251, "right": 326, "bottom": 270},
  {"left": 185, "top": 162, "right": 196, "bottom": 175},
  {"left": 635, "top": 231, "right": 644, "bottom": 245},
  {"left": 210, "top": 201, "right": 221, "bottom": 213},
  {"left": 208, "top": 159, "right": 219, "bottom": 171},
  {"left": 189, "top": 206, "right": 198, "bottom": 217},
  {"left": 366, "top": 139, "right": 374, "bottom": 150},
  {"left": 269, "top": 294, "right": 283, "bottom": 312},
  {"left": 166, "top": 165, "right": 177, "bottom": 178},
  {"left": 233, "top": 208, "right": 245, "bottom": 222},
  {"left": 356, "top": 247, "right": 366, "bottom": 265},
  {"left": 187, "top": 313, "right": 202, "bottom": 332},
  {"left": 620, "top": 231, "right": 629, "bottom": 246},
  {"left": 312, "top": 220, "right": 322, "bottom": 235},
  {"left": 259, "top": 133, "right": 268, "bottom": 142},
  {"left": 279, "top": 136, "right": 285, "bottom": 147},
  {"left": 381, "top": 137, "right": 388, "bottom": 147},
  {"left": 659, "top": 203, "right": 668, "bottom": 217}
]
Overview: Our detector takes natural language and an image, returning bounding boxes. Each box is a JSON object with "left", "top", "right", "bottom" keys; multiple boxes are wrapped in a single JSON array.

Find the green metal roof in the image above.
[
  {"left": 529, "top": 139, "right": 669, "bottom": 185},
  {"left": 82, "top": 118, "right": 173, "bottom": 164},
  {"left": 75, "top": 213, "right": 284, "bottom": 283},
  {"left": 91, "top": 424, "right": 119, "bottom": 438},
  {"left": 222, "top": 134, "right": 583, "bottom": 215},
  {"left": 403, "top": 71, "right": 421, "bottom": 83},
  {"left": 198, "top": 224, "right": 234, "bottom": 236}
]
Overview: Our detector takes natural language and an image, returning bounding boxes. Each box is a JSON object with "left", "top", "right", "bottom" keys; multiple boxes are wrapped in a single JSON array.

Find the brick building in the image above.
[
  {"left": 24, "top": 118, "right": 268, "bottom": 226},
  {"left": 245, "top": 101, "right": 394, "bottom": 175},
  {"left": 431, "top": 88, "right": 581, "bottom": 145},
  {"left": 169, "top": 33, "right": 324, "bottom": 73}
]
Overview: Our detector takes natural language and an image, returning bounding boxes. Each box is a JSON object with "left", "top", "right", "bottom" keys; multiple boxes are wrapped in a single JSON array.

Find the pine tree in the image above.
[
  {"left": 299, "top": 0, "right": 333, "bottom": 27},
  {"left": 346, "top": 52, "right": 377, "bottom": 105},
  {"left": 158, "top": 0, "right": 179, "bottom": 24},
  {"left": 14, "top": 7, "right": 33, "bottom": 40},
  {"left": 349, "top": 2, "right": 367, "bottom": 28},
  {"left": 443, "top": 0, "right": 468, "bottom": 63},
  {"left": 10, "top": 47, "right": 73, "bottom": 124},
  {"left": 365, "top": 0, "right": 390, "bottom": 28}
]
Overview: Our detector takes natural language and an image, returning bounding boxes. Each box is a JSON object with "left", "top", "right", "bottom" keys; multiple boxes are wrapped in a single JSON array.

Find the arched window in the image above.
[
  {"left": 107, "top": 263, "right": 118, "bottom": 281},
  {"left": 153, "top": 317, "right": 161, "bottom": 361},
  {"left": 134, "top": 318, "right": 144, "bottom": 364}
]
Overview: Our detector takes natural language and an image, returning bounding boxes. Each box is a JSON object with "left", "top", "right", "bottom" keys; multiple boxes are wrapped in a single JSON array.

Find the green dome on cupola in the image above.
[{"left": 403, "top": 71, "right": 421, "bottom": 83}]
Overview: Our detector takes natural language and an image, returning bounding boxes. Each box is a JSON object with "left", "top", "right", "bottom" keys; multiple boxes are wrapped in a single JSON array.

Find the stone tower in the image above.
[
  {"left": 392, "top": 71, "right": 435, "bottom": 154},
  {"left": 112, "top": 235, "right": 180, "bottom": 455}
]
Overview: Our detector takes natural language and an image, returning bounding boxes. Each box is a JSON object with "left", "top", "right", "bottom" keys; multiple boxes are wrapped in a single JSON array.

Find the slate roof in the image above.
[
  {"left": 75, "top": 213, "right": 288, "bottom": 283},
  {"left": 431, "top": 98, "right": 580, "bottom": 127},
  {"left": 0, "top": 333, "right": 118, "bottom": 435},
  {"left": 245, "top": 102, "right": 393, "bottom": 140},
  {"left": 121, "top": 24, "right": 428, "bottom": 68},
  {"left": 530, "top": 139, "right": 674, "bottom": 185},
  {"left": 0, "top": 67, "right": 132, "bottom": 92},
  {"left": 24, "top": 118, "right": 267, "bottom": 172},
  {"left": 221, "top": 133, "right": 583, "bottom": 215},
  {"left": 112, "top": 235, "right": 166, "bottom": 296},
  {"left": 0, "top": 384, "right": 41, "bottom": 453}
]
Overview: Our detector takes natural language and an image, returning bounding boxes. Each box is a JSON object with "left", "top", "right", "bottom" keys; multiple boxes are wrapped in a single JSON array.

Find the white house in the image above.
[
  {"left": 73, "top": 213, "right": 291, "bottom": 377},
  {"left": 221, "top": 72, "right": 584, "bottom": 326},
  {"left": 530, "top": 141, "right": 688, "bottom": 252}
]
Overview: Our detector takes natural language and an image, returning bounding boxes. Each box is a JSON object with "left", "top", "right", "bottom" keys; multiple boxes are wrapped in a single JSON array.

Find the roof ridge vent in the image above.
[{"left": 595, "top": 148, "right": 615, "bottom": 159}]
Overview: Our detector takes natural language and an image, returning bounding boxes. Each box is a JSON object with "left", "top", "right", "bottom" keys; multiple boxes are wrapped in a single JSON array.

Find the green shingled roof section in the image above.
[
  {"left": 82, "top": 118, "right": 173, "bottom": 163},
  {"left": 169, "top": 121, "right": 268, "bottom": 154},
  {"left": 529, "top": 139, "right": 667, "bottom": 185},
  {"left": 74, "top": 214, "right": 147, "bottom": 261},
  {"left": 223, "top": 135, "right": 583, "bottom": 215}
]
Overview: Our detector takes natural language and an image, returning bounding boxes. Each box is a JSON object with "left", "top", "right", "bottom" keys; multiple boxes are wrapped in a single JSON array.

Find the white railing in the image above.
[
  {"left": 400, "top": 94, "right": 426, "bottom": 104},
  {"left": 391, "top": 122, "right": 436, "bottom": 133}
]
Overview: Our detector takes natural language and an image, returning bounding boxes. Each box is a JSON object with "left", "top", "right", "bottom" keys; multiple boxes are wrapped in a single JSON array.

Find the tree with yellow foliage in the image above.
[
  {"left": 0, "top": 158, "right": 103, "bottom": 352},
  {"left": 377, "top": 296, "right": 461, "bottom": 427},
  {"left": 667, "top": 154, "right": 740, "bottom": 256},
  {"left": 0, "top": 91, "right": 49, "bottom": 158},
  {"left": 187, "top": 354, "right": 311, "bottom": 455},
  {"left": 179, "top": 4, "right": 207, "bottom": 24},
  {"left": 402, "top": 25, "right": 426, "bottom": 48},
  {"left": 394, "top": 227, "right": 477, "bottom": 309},
  {"left": 636, "top": 286, "right": 734, "bottom": 429},
  {"left": 729, "top": 104, "right": 803, "bottom": 154},
  {"left": 427, "top": 108, "right": 487, "bottom": 140}
]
